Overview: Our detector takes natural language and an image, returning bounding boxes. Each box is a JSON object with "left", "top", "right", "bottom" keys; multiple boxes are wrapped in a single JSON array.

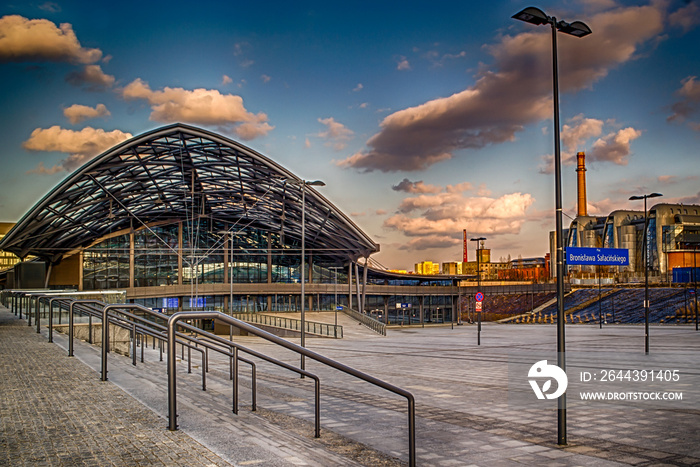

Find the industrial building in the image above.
[{"left": 557, "top": 152, "right": 700, "bottom": 280}]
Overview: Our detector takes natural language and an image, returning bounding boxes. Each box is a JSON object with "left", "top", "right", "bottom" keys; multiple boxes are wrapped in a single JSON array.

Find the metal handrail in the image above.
[
  {"left": 342, "top": 307, "right": 386, "bottom": 336},
  {"left": 232, "top": 312, "right": 343, "bottom": 338},
  {"left": 16, "top": 293, "right": 415, "bottom": 465},
  {"left": 167, "top": 311, "right": 415, "bottom": 467}
]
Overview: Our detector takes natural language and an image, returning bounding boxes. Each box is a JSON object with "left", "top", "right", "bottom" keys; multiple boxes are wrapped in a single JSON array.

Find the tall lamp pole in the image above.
[
  {"left": 287, "top": 179, "right": 325, "bottom": 372},
  {"left": 470, "top": 237, "right": 486, "bottom": 345},
  {"left": 329, "top": 266, "right": 343, "bottom": 338},
  {"left": 512, "top": 6, "right": 591, "bottom": 446},
  {"left": 629, "top": 192, "right": 662, "bottom": 354}
]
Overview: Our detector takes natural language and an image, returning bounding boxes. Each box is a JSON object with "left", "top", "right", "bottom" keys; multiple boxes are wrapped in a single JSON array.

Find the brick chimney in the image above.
[{"left": 576, "top": 151, "right": 587, "bottom": 217}]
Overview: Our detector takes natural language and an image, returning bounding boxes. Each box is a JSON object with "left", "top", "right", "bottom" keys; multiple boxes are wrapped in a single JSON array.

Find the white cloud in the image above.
[
  {"left": 63, "top": 103, "right": 110, "bottom": 124},
  {"left": 121, "top": 78, "right": 273, "bottom": 140},
  {"left": 0, "top": 15, "right": 102, "bottom": 63},
  {"left": 353, "top": 83, "right": 363, "bottom": 92},
  {"left": 222, "top": 74, "right": 233, "bottom": 85},
  {"left": 23, "top": 126, "right": 132, "bottom": 173}
]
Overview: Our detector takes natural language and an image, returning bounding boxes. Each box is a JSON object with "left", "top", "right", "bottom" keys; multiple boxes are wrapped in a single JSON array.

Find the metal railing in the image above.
[
  {"left": 341, "top": 308, "right": 387, "bottom": 336},
  {"left": 9, "top": 292, "right": 415, "bottom": 466},
  {"left": 167, "top": 311, "right": 415, "bottom": 466},
  {"left": 231, "top": 312, "right": 343, "bottom": 338}
]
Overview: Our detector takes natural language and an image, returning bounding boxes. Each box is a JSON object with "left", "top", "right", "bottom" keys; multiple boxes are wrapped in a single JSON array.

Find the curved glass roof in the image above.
[{"left": 1, "top": 123, "right": 379, "bottom": 264}]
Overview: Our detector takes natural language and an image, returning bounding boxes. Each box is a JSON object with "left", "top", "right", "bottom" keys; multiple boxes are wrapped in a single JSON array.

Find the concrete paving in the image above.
[{"left": 2, "top": 305, "right": 700, "bottom": 466}]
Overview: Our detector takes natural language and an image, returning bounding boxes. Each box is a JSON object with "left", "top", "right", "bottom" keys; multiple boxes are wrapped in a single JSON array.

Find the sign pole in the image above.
[{"left": 475, "top": 292, "right": 484, "bottom": 346}]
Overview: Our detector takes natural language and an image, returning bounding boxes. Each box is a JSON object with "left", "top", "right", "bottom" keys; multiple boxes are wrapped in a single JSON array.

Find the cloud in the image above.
[
  {"left": 261, "top": 74, "right": 271, "bottom": 83},
  {"left": 0, "top": 15, "right": 102, "bottom": 63},
  {"left": 121, "top": 78, "right": 273, "bottom": 140},
  {"left": 222, "top": 74, "right": 233, "bottom": 85},
  {"left": 353, "top": 83, "right": 363, "bottom": 92},
  {"left": 316, "top": 117, "right": 354, "bottom": 151},
  {"left": 396, "top": 56, "right": 411, "bottom": 70},
  {"left": 392, "top": 178, "right": 442, "bottom": 194},
  {"left": 63, "top": 103, "right": 111, "bottom": 124},
  {"left": 23, "top": 126, "right": 132, "bottom": 173},
  {"left": 678, "top": 191, "right": 700, "bottom": 204},
  {"left": 65, "top": 64, "right": 115, "bottom": 90},
  {"left": 384, "top": 182, "right": 534, "bottom": 251},
  {"left": 658, "top": 174, "right": 698, "bottom": 185},
  {"left": 668, "top": 76, "right": 700, "bottom": 130},
  {"left": 669, "top": 2, "right": 700, "bottom": 32},
  {"left": 339, "top": 3, "right": 666, "bottom": 173},
  {"left": 561, "top": 114, "right": 604, "bottom": 154},
  {"left": 538, "top": 115, "right": 638, "bottom": 173},
  {"left": 589, "top": 127, "right": 642, "bottom": 164},
  {"left": 38, "top": 2, "right": 61, "bottom": 13}
]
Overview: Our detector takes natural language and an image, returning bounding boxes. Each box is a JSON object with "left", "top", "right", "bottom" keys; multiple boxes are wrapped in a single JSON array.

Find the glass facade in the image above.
[
  {"left": 135, "top": 225, "right": 179, "bottom": 286},
  {"left": 83, "top": 235, "right": 129, "bottom": 290},
  {"left": 83, "top": 222, "right": 346, "bottom": 291}
]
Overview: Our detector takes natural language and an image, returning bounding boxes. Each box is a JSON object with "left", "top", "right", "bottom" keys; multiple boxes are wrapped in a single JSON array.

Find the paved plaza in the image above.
[{"left": 2, "top": 305, "right": 700, "bottom": 466}]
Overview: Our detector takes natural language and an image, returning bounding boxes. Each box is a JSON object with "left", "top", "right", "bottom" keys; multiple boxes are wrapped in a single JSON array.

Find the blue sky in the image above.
[{"left": 0, "top": 0, "right": 699, "bottom": 270}]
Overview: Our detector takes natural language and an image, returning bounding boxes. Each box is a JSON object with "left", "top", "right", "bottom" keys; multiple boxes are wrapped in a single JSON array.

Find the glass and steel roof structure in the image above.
[{"left": 0, "top": 123, "right": 379, "bottom": 264}]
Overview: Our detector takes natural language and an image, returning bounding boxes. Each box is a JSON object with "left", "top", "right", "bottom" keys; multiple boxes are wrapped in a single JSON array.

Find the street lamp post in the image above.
[
  {"left": 629, "top": 192, "right": 663, "bottom": 354},
  {"left": 470, "top": 237, "right": 486, "bottom": 345},
  {"left": 512, "top": 6, "right": 591, "bottom": 447},
  {"left": 217, "top": 231, "right": 234, "bottom": 315},
  {"left": 329, "top": 266, "right": 343, "bottom": 338},
  {"left": 287, "top": 179, "right": 325, "bottom": 372}
]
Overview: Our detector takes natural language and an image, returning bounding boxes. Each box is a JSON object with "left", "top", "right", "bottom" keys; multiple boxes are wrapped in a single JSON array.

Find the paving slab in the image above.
[{"left": 3, "top": 305, "right": 700, "bottom": 466}]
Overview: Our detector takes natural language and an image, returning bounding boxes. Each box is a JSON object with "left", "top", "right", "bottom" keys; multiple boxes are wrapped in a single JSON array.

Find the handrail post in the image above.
[
  {"left": 314, "top": 378, "right": 321, "bottom": 438},
  {"left": 232, "top": 347, "right": 238, "bottom": 414},
  {"left": 132, "top": 323, "right": 137, "bottom": 366},
  {"left": 68, "top": 301, "right": 75, "bottom": 357},
  {"left": 35, "top": 295, "right": 42, "bottom": 333},
  {"left": 101, "top": 305, "right": 109, "bottom": 381},
  {"left": 167, "top": 315, "right": 178, "bottom": 430}
]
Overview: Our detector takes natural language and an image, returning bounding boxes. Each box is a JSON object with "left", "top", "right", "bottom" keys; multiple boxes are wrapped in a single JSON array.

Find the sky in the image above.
[{"left": 0, "top": 0, "right": 699, "bottom": 271}]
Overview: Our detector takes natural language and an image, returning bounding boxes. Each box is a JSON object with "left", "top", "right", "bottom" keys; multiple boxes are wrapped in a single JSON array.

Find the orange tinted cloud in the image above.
[
  {"left": 121, "top": 78, "right": 273, "bottom": 140},
  {"left": 23, "top": 126, "right": 132, "bottom": 172},
  {"left": 65, "top": 64, "right": 115, "bottom": 89},
  {"left": 63, "top": 103, "right": 110, "bottom": 124},
  {"left": 384, "top": 183, "right": 534, "bottom": 250},
  {"left": 340, "top": 3, "right": 666, "bottom": 173},
  {"left": 0, "top": 15, "right": 101, "bottom": 63}
]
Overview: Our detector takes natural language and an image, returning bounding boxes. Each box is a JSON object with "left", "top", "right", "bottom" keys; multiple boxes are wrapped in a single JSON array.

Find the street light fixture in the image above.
[
  {"left": 286, "top": 178, "right": 325, "bottom": 373},
  {"left": 629, "top": 192, "right": 663, "bottom": 354},
  {"left": 512, "top": 6, "right": 592, "bottom": 447}
]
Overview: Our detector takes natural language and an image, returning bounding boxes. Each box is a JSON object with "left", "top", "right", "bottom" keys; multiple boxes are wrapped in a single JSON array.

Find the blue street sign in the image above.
[
  {"left": 475, "top": 292, "right": 484, "bottom": 302},
  {"left": 566, "top": 247, "right": 629, "bottom": 266}
]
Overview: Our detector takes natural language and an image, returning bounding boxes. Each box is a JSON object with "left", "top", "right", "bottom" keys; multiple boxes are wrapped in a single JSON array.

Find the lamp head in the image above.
[
  {"left": 512, "top": 7, "right": 549, "bottom": 25},
  {"left": 557, "top": 20, "right": 592, "bottom": 37}
]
